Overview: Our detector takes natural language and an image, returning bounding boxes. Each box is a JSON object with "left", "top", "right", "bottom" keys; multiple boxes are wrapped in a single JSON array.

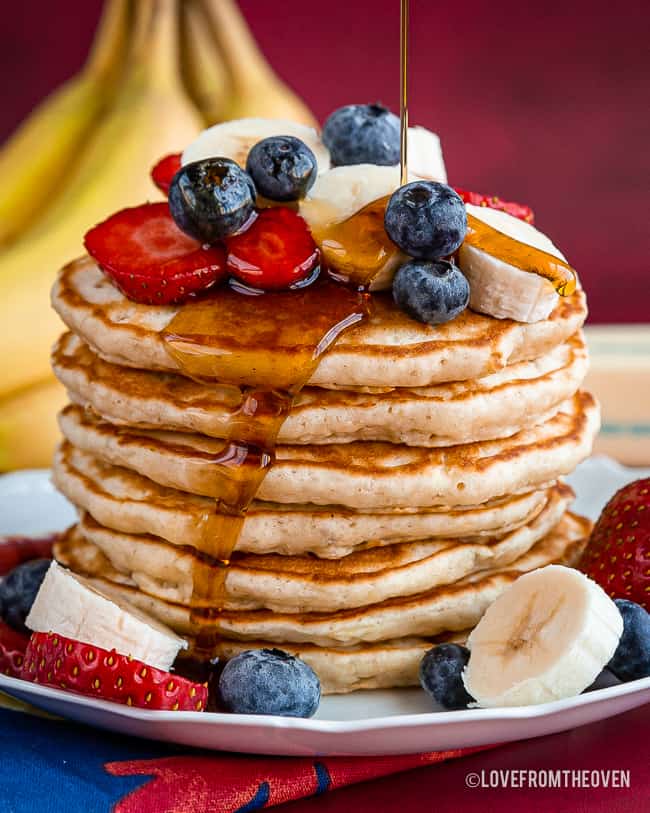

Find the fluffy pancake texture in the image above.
[
  {"left": 61, "top": 483, "right": 572, "bottom": 612},
  {"left": 55, "top": 511, "right": 589, "bottom": 649},
  {"left": 57, "top": 393, "right": 599, "bottom": 509},
  {"left": 52, "top": 443, "right": 553, "bottom": 556},
  {"left": 52, "top": 258, "right": 588, "bottom": 389},
  {"left": 53, "top": 331, "right": 588, "bottom": 446}
]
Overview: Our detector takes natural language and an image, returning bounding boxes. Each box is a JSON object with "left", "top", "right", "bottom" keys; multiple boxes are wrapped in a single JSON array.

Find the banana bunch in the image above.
[{"left": 0, "top": 0, "right": 317, "bottom": 471}]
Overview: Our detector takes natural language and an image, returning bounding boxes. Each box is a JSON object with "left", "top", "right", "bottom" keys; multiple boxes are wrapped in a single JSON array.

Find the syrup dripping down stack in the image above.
[{"left": 48, "top": 214, "right": 599, "bottom": 692}]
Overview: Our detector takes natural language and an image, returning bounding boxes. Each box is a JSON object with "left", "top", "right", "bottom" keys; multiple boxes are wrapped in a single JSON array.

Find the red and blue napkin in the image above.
[{"left": 0, "top": 706, "right": 491, "bottom": 811}]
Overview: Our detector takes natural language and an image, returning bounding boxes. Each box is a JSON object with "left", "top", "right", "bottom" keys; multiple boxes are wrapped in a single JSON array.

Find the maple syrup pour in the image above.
[
  {"left": 311, "top": 196, "right": 401, "bottom": 286},
  {"left": 400, "top": 0, "right": 409, "bottom": 186},
  {"left": 465, "top": 214, "right": 577, "bottom": 296},
  {"left": 161, "top": 273, "right": 369, "bottom": 656}
]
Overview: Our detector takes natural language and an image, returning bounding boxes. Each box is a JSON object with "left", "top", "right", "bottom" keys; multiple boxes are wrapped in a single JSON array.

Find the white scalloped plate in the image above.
[{"left": 0, "top": 457, "right": 649, "bottom": 756}]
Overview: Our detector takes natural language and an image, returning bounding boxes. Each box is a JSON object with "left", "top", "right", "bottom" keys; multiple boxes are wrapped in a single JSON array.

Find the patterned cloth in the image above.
[{"left": 0, "top": 706, "right": 491, "bottom": 811}]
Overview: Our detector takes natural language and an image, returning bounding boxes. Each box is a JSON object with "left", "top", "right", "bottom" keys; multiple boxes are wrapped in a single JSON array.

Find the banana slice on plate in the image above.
[
  {"left": 182, "top": 117, "right": 331, "bottom": 172},
  {"left": 458, "top": 204, "right": 574, "bottom": 323},
  {"left": 26, "top": 561, "right": 187, "bottom": 671},
  {"left": 462, "top": 564, "right": 623, "bottom": 708}
]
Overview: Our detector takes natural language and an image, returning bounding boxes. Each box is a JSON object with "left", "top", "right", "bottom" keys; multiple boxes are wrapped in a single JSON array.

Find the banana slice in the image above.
[
  {"left": 408, "top": 126, "right": 447, "bottom": 182},
  {"left": 26, "top": 561, "right": 187, "bottom": 671},
  {"left": 300, "top": 164, "right": 403, "bottom": 228},
  {"left": 458, "top": 204, "right": 571, "bottom": 323},
  {"left": 181, "top": 117, "right": 331, "bottom": 172},
  {"left": 462, "top": 564, "right": 623, "bottom": 708},
  {"left": 300, "top": 164, "right": 409, "bottom": 290}
]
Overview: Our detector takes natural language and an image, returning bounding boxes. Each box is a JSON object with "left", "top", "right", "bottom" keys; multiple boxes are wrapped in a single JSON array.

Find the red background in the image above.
[{"left": 2, "top": 0, "right": 649, "bottom": 323}]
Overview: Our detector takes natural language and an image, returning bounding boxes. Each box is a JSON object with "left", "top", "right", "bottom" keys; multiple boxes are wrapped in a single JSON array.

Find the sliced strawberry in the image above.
[
  {"left": 453, "top": 188, "right": 534, "bottom": 224},
  {"left": 226, "top": 207, "right": 320, "bottom": 291},
  {"left": 84, "top": 203, "right": 227, "bottom": 305},
  {"left": 22, "top": 632, "right": 207, "bottom": 711},
  {"left": 151, "top": 153, "right": 182, "bottom": 195},
  {"left": 0, "top": 621, "right": 29, "bottom": 678},
  {"left": 580, "top": 478, "right": 650, "bottom": 610}
]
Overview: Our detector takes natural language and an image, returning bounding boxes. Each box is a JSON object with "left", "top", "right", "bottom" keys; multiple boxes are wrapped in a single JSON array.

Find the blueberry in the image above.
[
  {"left": 0, "top": 559, "right": 51, "bottom": 635},
  {"left": 419, "top": 644, "right": 474, "bottom": 710},
  {"left": 218, "top": 648, "right": 320, "bottom": 717},
  {"left": 607, "top": 599, "right": 650, "bottom": 682},
  {"left": 582, "top": 668, "right": 620, "bottom": 693},
  {"left": 322, "top": 103, "right": 400, "bottom": 166},
  {"left": 246, "top": 136, "right": 317, "bottom": 202},
  {"left": 168, "top": 157, "right": 256, "bottom": 242},
  {"left": 384, "top": 181, "right": 467, "bottom": 259},
  {"left": 393, "top": 259, "right": 469, "bottom": 325}
]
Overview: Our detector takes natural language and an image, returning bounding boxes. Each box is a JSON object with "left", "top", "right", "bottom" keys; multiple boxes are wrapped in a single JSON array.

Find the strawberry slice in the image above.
[
  {"left": 0, "top": 621, "right": 29, "bottom": 678},
  {"left": 84, "top": 203, "right": 227, "bottom": 305},
  {"left": 453, "top": 188, "right": 534, "bottom": 224},
  {"left": 151, "top": 153, "right": 182, "bottom": 195},
  {"left": 226, "top": 207, "right": 320, "bottom": 290},
  {"left": 580, "top": 478, "right": 650, "bottom": 611},
  {"left": 22, "top": 632, "right": 208, "bottom": 711}
]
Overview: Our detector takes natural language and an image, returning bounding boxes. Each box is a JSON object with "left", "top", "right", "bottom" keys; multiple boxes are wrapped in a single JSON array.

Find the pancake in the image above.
[
  {"left": 58, "top": 392, "right": 600, "bottom": 509},
  {"left": 53, "top": 443, "right": 554, "bottom": 556},
  {"left": 57, "top": 511, "right": 590, "bottom": 647},
  {"left": 65, "top": 485, "right": 571, "bottom": 612},
  {"left": 51, "top": 257, "right": 588, "bottom": 389},
  {"left": 53, "top": 331, "right": 588, "bottom": 447}
]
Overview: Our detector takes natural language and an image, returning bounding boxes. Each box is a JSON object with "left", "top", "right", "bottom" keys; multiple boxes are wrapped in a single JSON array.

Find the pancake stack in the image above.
[{"left": 49, "top": 257, "right": 599, "bottom": 693}]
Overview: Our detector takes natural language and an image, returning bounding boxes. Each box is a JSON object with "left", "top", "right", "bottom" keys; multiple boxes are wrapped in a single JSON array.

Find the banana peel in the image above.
[{"left": 0, "top": 378, "right": 67, "bottom": 471}]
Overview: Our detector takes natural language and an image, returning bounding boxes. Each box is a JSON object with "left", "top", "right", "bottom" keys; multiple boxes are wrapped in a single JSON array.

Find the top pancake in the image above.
[{"left": 51, "top": 258, "right": 588, "bottom": 389}]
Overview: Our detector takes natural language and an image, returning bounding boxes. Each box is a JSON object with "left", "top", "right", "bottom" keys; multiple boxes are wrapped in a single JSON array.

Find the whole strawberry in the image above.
[
  {"left": 580, "top": 478, "right": 650, "bottom": 611},
  {"left": 22, "top": 632, "right": 207, "bottom": 712}
]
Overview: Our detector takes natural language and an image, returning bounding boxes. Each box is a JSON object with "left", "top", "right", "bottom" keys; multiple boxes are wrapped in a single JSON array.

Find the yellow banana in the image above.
[
  {"left": 180, "top": 0, "right": 230, "bottom": 125},
  {"left": 195, "top": 0, "right": 318, "bottom": 126},
  {"left": 0, "top": 0, "right": 132, "bottom": 247},
  {"left": 0, "top": 0, "right": 204, "bottom": 400},
  {"left": 0, "top": 378, "right": 67, "bottom": 471}
]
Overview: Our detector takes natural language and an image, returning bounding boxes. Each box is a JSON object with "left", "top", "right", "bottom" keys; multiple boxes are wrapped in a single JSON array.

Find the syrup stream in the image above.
[
  {"left": 400, "top": 0, "right": 409, "bottom": 186},
  {"left": 161, "top": 276, "right": 369, "bottom": 658}
]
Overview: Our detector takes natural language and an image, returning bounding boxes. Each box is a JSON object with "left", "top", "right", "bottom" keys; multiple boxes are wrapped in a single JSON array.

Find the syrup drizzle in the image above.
[
  {"left": 400, "top": 0, "right": 409, "bottom": 185},
  {"left": 310, "top": 195, "right": 400, "bottom": 286},
  {"left": 464, "top": 214, "right": 577, "bottom": 296},
  {"left": 161, "top": 274, "right": 369, "bottom": 656}
]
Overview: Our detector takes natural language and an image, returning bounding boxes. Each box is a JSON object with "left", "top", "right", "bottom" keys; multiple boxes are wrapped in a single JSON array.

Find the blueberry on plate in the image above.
[
  {"left": 0, "top": 558, "right": 51, "bottom": 635},
  {"left": 246, "top": 136, "right": 318, "bottom": 202},
  {"left": 218, "top": 648, "right": 321, "bottom": 717},
  {"left": 384, "top": 181, "right": 467, "bottom": 259},
  {"left": 582, "top": 668, "right": 620, "bottom": 693},
  {"left": 392, "top": 259, "right": 469, "bottom": 325},
  {"left": 419, "top": 644, "right": 474, "bottom": 710},
  {"left": 322, "top": 103, "right": 400, "bottom": 167},
  {"left": 607, "top": 599, "right": 650, "bottom": 682},
  {"left": 168, "top": 157, "right": 256, "bottom": 242}
]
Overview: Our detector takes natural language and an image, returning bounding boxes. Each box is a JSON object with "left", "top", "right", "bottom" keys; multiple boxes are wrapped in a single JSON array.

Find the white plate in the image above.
[{"left": 1, "top": 457, "right": 649, "bottom": 756}]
